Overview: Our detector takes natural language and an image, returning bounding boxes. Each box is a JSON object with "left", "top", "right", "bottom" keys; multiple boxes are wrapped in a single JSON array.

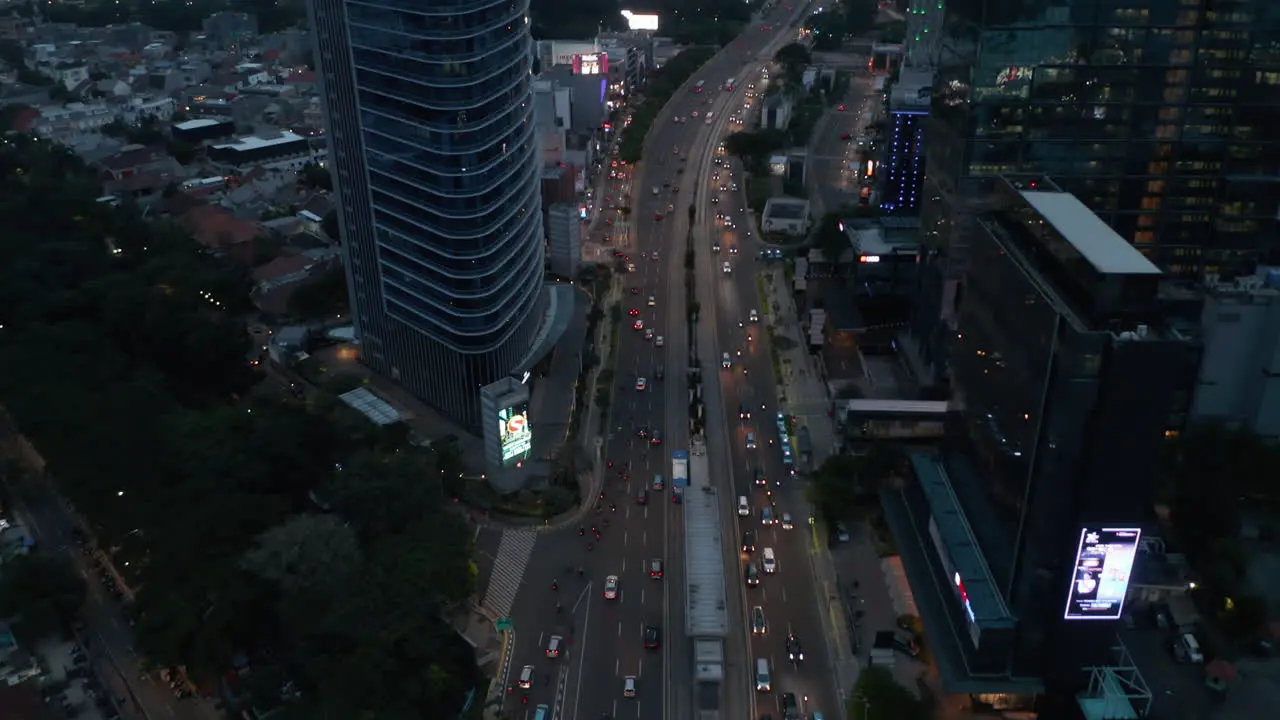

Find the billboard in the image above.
[
  {"left": 1063, "top": 527, "right": 1142, "bottom": 620},
  {"left": 622, "top": 10, "right": 660, "bottom": 31},
  {"left": 573, "top": 53, "right": 609, "bottom": 76},
  {"left": 498, "top": 403, "right": 533, "bottom": 465}
]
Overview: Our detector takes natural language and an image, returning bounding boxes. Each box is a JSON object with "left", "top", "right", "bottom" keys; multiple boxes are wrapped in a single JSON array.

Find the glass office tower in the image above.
[
  {"left": 913, "top": 0, "right": 1280, "bottom": 371},
  {"left": 309, "top": 0, "right": 547, "bottom": 431}
]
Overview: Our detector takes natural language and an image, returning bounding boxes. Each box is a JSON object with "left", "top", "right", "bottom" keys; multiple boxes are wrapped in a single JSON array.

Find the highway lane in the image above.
[
  {"left": 693, "top": 66, "right": 847, "bottom": 720},
  {"left": 574, "top": 5, "right": 822, "bottom": 719}
]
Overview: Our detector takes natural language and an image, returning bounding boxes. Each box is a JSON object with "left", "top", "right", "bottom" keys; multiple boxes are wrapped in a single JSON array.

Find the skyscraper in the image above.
[
  {"left": 309, "top": 0, "right": 548, "bottom": 431},
  {"left": 911, "top": 0, "right": 1280, "bottom": 375}
]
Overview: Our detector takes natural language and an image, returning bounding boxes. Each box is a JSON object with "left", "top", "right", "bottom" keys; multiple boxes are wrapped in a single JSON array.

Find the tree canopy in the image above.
[
  {"left": 617, "top": 46, "right": 716, "bottom": 163},
  {"left": 0, "top": 136, "right": 481, "bottom": 717},
  {"left": 808, "top": 446, "right": 906, "bottom": 527},
  {"left": 849, "top": 665, "right": 927, "bottom": 720}
]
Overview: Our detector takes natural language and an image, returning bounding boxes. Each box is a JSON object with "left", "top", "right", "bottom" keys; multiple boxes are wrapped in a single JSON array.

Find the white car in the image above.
[
  {"left": 547, "top": 635, "right": 564, "bottom": 658},
  {"left": 635, "top": 377, "right": 647, "bottom": 391},
  {"left": 762, "top": 548, "right": 777, "bottom": 574},
  {"left": 647, "top": 296, "right": 656, "bottom": 306},
  {"left": 723, "top": 261, "right": 732, "bottom": 274},
  {"left": 781, "top": 512, "right": 794, "bottom": 530},
  {"left": 604, "top": 575, "right": 619, "bottom": 600},
  {"left": 623, "top": 675, "right": 637, "bottom": 697},
  {"left": 655, "top": 336, "right": 665, "bottom": 347}
]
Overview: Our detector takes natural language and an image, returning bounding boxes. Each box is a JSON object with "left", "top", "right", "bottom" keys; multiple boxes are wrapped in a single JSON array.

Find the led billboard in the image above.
[
  {"left": 621, "top": 10, "right": 660, "bottom": 31},
  {"left": 573, "top": 53, "right": 608, "bottom": 76},
  {"left": 1063, "top": 527, "right": 1142, "bottom": 620},
  {"left": 498, "top": 403, "right": 533, "bottom": 465}
]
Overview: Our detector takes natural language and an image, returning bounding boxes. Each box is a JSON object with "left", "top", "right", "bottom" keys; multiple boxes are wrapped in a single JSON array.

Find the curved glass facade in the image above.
[{"left": 311, "top": 0, "right": 546, "bottom": 430}]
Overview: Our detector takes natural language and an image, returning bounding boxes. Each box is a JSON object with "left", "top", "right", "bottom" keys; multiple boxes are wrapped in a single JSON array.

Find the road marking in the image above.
[
  {"left": 641, "top": 587, "right": 646, "bottom": 604},
  {"left": 572, "top": 583, "right": 591, "bottom": 614},
  {"left": 618, "top": 622, "right": 623, "bottom": 637},
  {"left": 615, "top": 658, "right": 620, "bottom": 675},
  {"left": 638, "top": 657, "right": 643, "bottom": 677}
]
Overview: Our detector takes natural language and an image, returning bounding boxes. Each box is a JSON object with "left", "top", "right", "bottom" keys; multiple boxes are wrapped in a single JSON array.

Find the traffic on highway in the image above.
[{"left": 504, "top": 2, "right": 848, "bottom": 719}]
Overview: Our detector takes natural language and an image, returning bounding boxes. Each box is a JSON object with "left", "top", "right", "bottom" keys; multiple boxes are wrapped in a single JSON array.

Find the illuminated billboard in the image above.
[
  {"left": 573, "top": 53, "right": 608, "bottom": 76},
  {"left": 1063, "top": 527, "right": 1142, "bottom": 620},
  {"left": 622, "top": 10, "right": 660, "bottom": 31},
  {"left": 498, "top": 403, "right": 533, "bottom": 465}
]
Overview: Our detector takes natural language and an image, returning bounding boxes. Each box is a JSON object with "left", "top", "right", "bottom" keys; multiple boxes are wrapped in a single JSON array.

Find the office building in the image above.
[
  {"left": 882, "top": 68, "right": 930, "bottom": 214},
  {"left": 884, "top": 180, "right": 1198, "bottom": 710},
  {"left": 911, "top": 0, "right": 1280, "bottom": 377},
  {"left": 309, "top": 0, "right": 549, "bottom": 432},
  {"left": 545, "top": 203, "right": 581, "bottom": 280}
]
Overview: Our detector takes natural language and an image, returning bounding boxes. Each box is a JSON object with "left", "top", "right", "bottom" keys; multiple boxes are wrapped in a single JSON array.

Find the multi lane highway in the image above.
[{"left": 500, "top": 4, "right": 838, "bottom": 720}]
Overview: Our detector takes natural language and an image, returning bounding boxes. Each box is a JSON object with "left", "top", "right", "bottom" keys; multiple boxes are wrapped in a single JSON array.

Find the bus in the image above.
[
  {"left": 724, "top": 77, "right": 736, "bottom": 91},
  {"left": 694, "top": 80, "right": 706, "bottom": 92}
]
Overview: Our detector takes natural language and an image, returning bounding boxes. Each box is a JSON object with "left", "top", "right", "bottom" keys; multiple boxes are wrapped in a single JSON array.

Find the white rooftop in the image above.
[
  {"left": 213, "top": 131, "right": 306, "bottom": 152},
  {"left": 1019, "top": 191, "right": 1161, "bottom": 276},
  {"left": 174, "top": 117, "right": 227, "bottom": 130},
  {"left": 338, "top": 388, "right": 402, "bottom": 426},
  {"left": 684, "top": 485, "right": 729, "bottom": 637}
]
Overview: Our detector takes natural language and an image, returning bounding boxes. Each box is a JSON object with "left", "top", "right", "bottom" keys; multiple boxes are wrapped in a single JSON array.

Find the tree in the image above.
[
  {"left": 297, "top": 162, "right": 333, "bottom": 191},
  {"left": 166, "top": 139, "right": 198, "bottom": 165},
  {"left": 286, "top": 264, "right": 349, "bottom": 319},
  {"left": 815, "top": 212, "right": 848, "bottom": 262},
  {"left": 241, "top": 514, "right": 362, "bottom": 594},
  {"left": 0, "top": 554, "right": 87, "bottom": 641},
  {"left": 850, "top": 665, "right": 926, "bottom": 720},
  {"left": 774, "top": 42, "right": 812, "bottom": 87},
  {"left": 320, "top": 208, "right": 340, "bottom": 242},
  {"left": 808, "top": 446, "right": 906, "bottom": 525}
]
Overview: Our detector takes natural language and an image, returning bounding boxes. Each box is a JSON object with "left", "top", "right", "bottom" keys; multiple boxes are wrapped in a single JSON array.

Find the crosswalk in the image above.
[{"left": 482, "top": 530, "right": 539, "bottom": 617}]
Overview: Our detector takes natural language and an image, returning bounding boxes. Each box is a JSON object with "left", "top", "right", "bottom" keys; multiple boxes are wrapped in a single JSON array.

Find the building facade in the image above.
[
  {"left": 889, "top": 181, "right": 1199, "bottom": 707},
  {"left": 309, "top": 0, "right": 547, "bottom": 432},
  {"left": 912, "top": 0, "right": 1280, "bottom": 374}
]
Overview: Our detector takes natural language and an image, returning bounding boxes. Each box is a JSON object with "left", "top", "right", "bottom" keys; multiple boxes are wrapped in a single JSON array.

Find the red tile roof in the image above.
[
  {"left": 182, "top": 204, "right": 259, "bottom": 251},
  {"left": 251, "top": 253, "right": 315, "bottom": 284}
]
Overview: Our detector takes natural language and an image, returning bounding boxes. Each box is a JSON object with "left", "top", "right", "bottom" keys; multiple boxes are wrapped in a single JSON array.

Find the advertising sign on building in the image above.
[
  {"left": 1063, "top": 527, "right": 1142, "bottom": 620},
  {"left": 498, "top": 403, "right": 533, "bottom": 465},
  {"left": 621, "top": 10, "right": 660, "bottom": 30},
  {"left": 573, "top": 53, "right": 609, "bottom": 76}
]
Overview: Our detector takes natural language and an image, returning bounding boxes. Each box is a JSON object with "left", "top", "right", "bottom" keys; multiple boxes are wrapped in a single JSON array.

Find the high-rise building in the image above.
[
  {"left": 911, "top": 0, "right": 1280, "bottom": 376},
  {"left": 309, "top": 0, "right": 548, "bottom": 432},
  {"left": 883, "top": 179, "right": 1199, "bottom": 708}
]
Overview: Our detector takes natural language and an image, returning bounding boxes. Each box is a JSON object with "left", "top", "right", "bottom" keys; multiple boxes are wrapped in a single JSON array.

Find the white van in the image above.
[
  {"left": 754, "top": 657, "right": 772, "bottom": 692},
  {"left": 1181, "top": 632, "right": 1204, "bottom": 662},
  {"left": 762, "top": 547, "right": 777, "bottom": 574},
  {"left": 738, "top": 495, "right": 750, "bottom": 516}
]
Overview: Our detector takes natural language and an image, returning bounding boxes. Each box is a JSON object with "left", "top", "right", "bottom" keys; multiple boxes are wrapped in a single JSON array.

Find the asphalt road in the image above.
[
  {"left": 686, "top": 33, "right": 846, "bottom": 720},
  {"left": 11, "top": 475, "right": 221, "bottom": 720},
  {"left": 808, "top": 72, "right": 877, "bottom": 216}
]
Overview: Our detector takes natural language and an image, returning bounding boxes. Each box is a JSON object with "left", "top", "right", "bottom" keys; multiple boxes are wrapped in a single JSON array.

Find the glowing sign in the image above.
[
  {"left": 573, "top": 53, "right": 608, "bottom": 76},
  {"left": 621, "top": 10, "right": 660, "bottom": 31},
  {"left": 953, "top": 572, "right": 976, "bottom": 622},
  {"left": 1063, "top": 527, "right": 1142, "bottom": 620},
  {"left": 498, "top": 403, "right": 533, "bottom": 465}
]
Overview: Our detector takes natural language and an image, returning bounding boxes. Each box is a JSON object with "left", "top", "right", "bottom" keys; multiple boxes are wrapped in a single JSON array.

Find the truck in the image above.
[
  {"left": 672, "top": 450, "right": 689, "bottom": 487},
  {"left": 870, "top": 631, "right": 896, "bottom": 669}
]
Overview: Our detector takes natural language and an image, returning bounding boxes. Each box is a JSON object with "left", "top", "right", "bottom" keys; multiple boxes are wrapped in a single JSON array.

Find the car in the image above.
[
  {"left": 636, "top": 426, "right": 650, "bottom": 439},
  {"left": 518, "top": 664, "right": 535, "bottom": 689},
  {"left": 644, "top": 625, "right": 661, "bottom": 648},
  {"left": 723, "top": 261, "right": 732, "bottom": 274},
  {"left": 742, "top": 530, "right": 756, "bottom": 553},
  {"left": 712, "top": 241, "right": 721, "bottom": 252},
  {"left": 728, "top": 245, "right": 738, "bottom": 254},
  {"left": 652, "top": 250, "right": 660, "bottom": 260},
  {"left": 629, "top": 308, "right": 640, "bottom": 317},
  {"left": 650, "top": 558, "right": 664, "bottom": 578},
  {"left": 745, "top": 562, "right": 760, "bottom": 586},
  {"left": 626, "top": 263, "right": 636, "bottom": 272},
  {"left": 671, "top": 487, "right": 683, "bottom": 504},
  {"left": 754, "top": 467, "right": 767, "bottom": 485},
  {"left": 635, "top": 377, "right": 647, "bottom": 391},
  {"left": 781, "top": 692, "right": 799, "bottom": 719},
  {"left": 837, "top": 104, "right": 846, "bottom": 111},
  {"left": 623, "top": 676, "right": 637, "bottom": 697},
  {"left": 635, "top": 487, "right": 648, "bottom": 504},
  {"left": 761, "top": 506, "right": 774, "bottom": 526},
  {"left": 749, "top": 309, "right": 759, "bottom": 322},
  {"left": 762, "top": 547, "right": 777, "bottom": 573},
  {"left": 604, "top": 575, "right": 619, "bottom": 599},
  {"left": 786, "top": 634, "right": 804, "bottom": 662},
  {"left": 647, "top": 296, "right": 656, "bottom": 307},
  {"left": 630, "top": 287, "right": 640, "bottom": 295},
  {"left": 654, "top": 213, "right": 664, "bottom": 221},
  {"left": 836, "top": 522, "right": 851, "bottom": 542},
  {"left": 746, "top": 432, "right": 757, "bottom": 449},
  {"left": 655, "top": 364, "right": 665, "bottom": 379},
  {"left": 732, "top": 183, "right": 739, "bottom": 191},
  {"left": 722, "top": 352, "right": 732, "bottom": 369},
  {"left": 547, "top": 635, "right": 564, "bottom": 658},
  {"left": 781, "top": 512, "right": 794, "bottom": 530},
  {"left": 633, "top": 319, "right": 644, "bottom": 330},
  {"left": 740, "top": 403, "right": 751, "bottom": 419},
  {"left": 711, "top": 197, "right": 719, "bottom": 204},
  {"left": 650, "top": 429, "right": 663, "bottom": 445},
  {"left": 644, "top": 328, "right": 654, "bottom": 341},
  {"left": 752, "top": 606, "right": 768, "bottom": 635},
  {"left": 655, "top": 335, "right": 664, "bottom": 347},
  {"left": 841, "top": 133, "right": 851, "bottom": 140}
]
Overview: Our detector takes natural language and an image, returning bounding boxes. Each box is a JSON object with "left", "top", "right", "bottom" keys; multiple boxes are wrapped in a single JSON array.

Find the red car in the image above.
[{"left": 655, "top": 213, "right": 665, "bottom": 221}]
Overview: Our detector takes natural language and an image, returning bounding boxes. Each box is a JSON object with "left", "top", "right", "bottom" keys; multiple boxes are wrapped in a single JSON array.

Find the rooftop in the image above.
[
  {"left": 1019, "top": 191, "right": 1161, "bottom": 276},
  {"left": 684, "top": 485, "right": 729, "bottom": 638},
  {"left": 763, "top": 197, "right": 809, "bottom": 220},
  {"left": 338, "top": 387, "right": 403, "bottom": 426},
  {"left": 174, "top": 117, "right": 228, "bottom": 130},
  {"left": 212, "top": 130, "right": 307, "bottom": 152}
]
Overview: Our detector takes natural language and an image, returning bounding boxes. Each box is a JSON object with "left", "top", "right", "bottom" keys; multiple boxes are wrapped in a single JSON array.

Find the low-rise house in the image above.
[{"left": 180, "top": 203, "right": 259, "bottom": 264}]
